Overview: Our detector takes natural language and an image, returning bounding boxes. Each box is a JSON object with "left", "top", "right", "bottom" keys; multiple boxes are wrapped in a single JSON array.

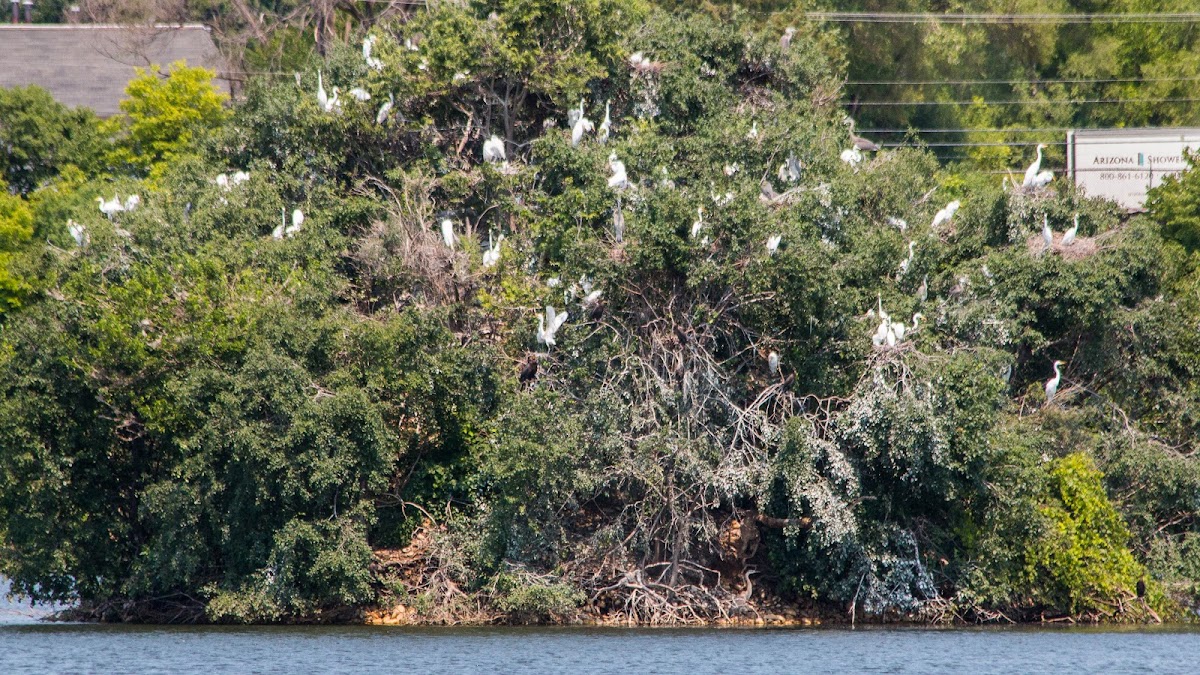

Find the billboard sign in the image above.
[{"left": 1067, "top": 128, "right": 1200, "bottom": 210}]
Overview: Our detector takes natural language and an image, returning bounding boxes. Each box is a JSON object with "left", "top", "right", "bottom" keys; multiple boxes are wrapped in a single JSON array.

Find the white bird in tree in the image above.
[
  {"left": 123, "top": 194, "right": 140, "bottom": 211},
  {"left": 887, "top": 216, "right": 908, "bottom": 233},
  {"left": 482, "top": 232, "right": 504, "bottom": 267},
  {"left": 1063, "top": 213, "right": 1079, "bottom": 246},
  {"left": 1042, "top": 214, "right": 1053, "bottom": 252},
  {"left": 376, "top": 93, "right": 394, "bottom": 125},
  {"left": 778, "top": 152, "right": 802, "bottom": 184},
  {"left": 348, "top": 87, "right": 371, "bottom": 102},
  {"left": 482, "top": 135, "right": 506, "bottom": 163},
  {"left": 1045, "top": 360, "right": 1066, "bottom": 403},
  {"left": 317, "top": 70, "right": 328, "bottom": 111},
  {"left": 363, "top": 35, "right": 383, "bottom": 70},
  {"left": 286, "top": 209, "right": 304, "bottom": 237},
  {"left": 767, "top": 234, "right": 782, "bottom": 255},
  {"left": 768, "top": 350, "right": 781, "bottom": 375},
  {"left": 897, "top": 240, "right": 915, "bottom": 277},
  {"left": 872, "top": 318, "right": 889, "bottom": 347},
  {"left": 690, "top": 207, "right": 705, "bottom": 239},
  {"left": 96, "top": 195, "right": 123, "bottom": 218},
  {"left": 231, "top": 171, "right": 250, "bottom": 185},
  {"left": 215, "top": 173, "right": 230, "bottom": 190},
  {"left": 440, "top": 218, "right": 456, "bottom": 249},
  {"left": 840, "top": 147, "right": 863, "bottom": 166},
  {"left": 1031, "top": 170, "right": 1053, "bottom": 188},
  {"left": 571, "top": 99, "right": 593, "bottom": 146},
  {"left": 597, "top": 101, "right": 612, "bottom": 144},
  {"left": 67, "top": 219, "right": 87, "bottom": 247},
  {"left": 1022, "top": 143, "right": 1047, "bottom": 188},
  {"left": 931, "top": 200, "right": 960, "bottom": 229},
  {"left": 747, "top": 121, "right": 759, "bottom": 141},
  {"left": 607, "top": 153, "right": 630, "bottom": 190},
  {"left": 537, "top": 305, "right": 569, "bottom": 348}
]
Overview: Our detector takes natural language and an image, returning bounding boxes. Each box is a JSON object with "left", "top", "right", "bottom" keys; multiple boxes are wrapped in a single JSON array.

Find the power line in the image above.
[
  {"left": 847, "top": 76, "right": 1200, "bottom": 86},
  {"left": 846, "top": 96, "right": 1200, "bottom": 107},
  {"left": 805, "top": 12, "right": 1200, "bottom": 24}
]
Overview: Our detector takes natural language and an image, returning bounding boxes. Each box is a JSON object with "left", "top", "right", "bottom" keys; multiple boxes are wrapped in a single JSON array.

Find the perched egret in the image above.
[
  {"left": 96, "top": 195, "right": 123, "bottom": 218},
  {"left": 910, "top": 312, "right": 924, "bottom": 334},
  {"left": 215, "top": 173, "right": 230, "bottom": 190},
  {"left": 317, "top": 70, "right": 328, "bottom": 111},
  {"left": 231, "top": 171, "right": 250, "bottom": 185},
  {"left": 1022, "top": 143, "right": 1047, "bottom": 188},
  {"left": 1041, "top": 214, "right": 1053, "bottom": 251},
  {"left": 891, "top": 320, "right": 906, "bottom": 341},
  {"left": 872, "top": 318, "right": 889, "bottom": 347},
  {"left": 897, "top": 240, "right": 915, "bottom": 277},
  {"left": 571, "top": 100, "right": 592, "bottom": 146},
  {"left": 440, "top": 218, "right": 455, "bottom": 249},
  {"left": 547, "top": 277, "right": 561, "bottom": 288},
  {"left": 885, "top": 321, "right": 898, "bottom": 347},
  {"left": 1031, "top": 170, "right": 1053, "bottom": 188},
  {"left": 1045, "top": 360, "right": 1066, "bottom": 403},
  {"left": 123, "top": 194, "right": 140, "bottom": 211},
  {"left": 778, "top": 152, "right": 802, "bottom": 183},
  {"left": 917, "top": 275, "right": 928, "bottom": 303},
  {"left": 840, "top": 148, "right": 863, "bottom": 166},
  {"left": 629, "top": 52, "right": 645, "bottom": 69},
  {"left": 724, "top": 163, "right": 740, "bottom": 177},
  {"left": 768, "top": 350, "right": 781, "bottom": 375},
  {"left": 67, "top": 219, "right": 87, "bottom": 247},
  {"left": 690, "top": 207, "right": 705, "bottom": 239},
  {"left": 931, "top": 200, "right": 961, "bottom": 229},
  {"left": 583, "top": 289, "right": 603, "bottom": 307},
  {"left": 362, "top": 35, "right": 382, "bottom": 70},
  {"left": 1063, "top": 214, "right": 1079, "bottom": 246},
  {"left": 747, "top": 121, "right": 759, "bottom": 140},
  {"left": 781, "top": 27, "right": 796, "bottom": 50},
  {"left": 537, "top": 305, "right": 569, "bottom": 348},
  {"left": 482, "top": 135, "right": 506, "bottom": 164},
  {"left": 613, "top": 205, "right": 625, "bottom": 243},
  {"left": 348, "top": 87, "right": 371, "bottom": 102},
  {"left": 272, "top": 223, "right": 286, "bottom": 240},
  {"left": 286, "top": 209, "right": 304, "bottom": 237},
  {"left": 767, "top": 234, "right": 782, "bottom": 255},
  {"left": 328, "top": 87, "right": 341, "bottom": 113},
  {"left": 482, "top": 232, "right": 504, "bottom": 267},
  {"left": 607, "top": 153, "right": 630, "bottom": 190},
  {"left": 376, "top": 93, "right": 395, "bottom": 125},
  {"left": 597, "top": 101, "right": 612, "bottom": 144},
  {"left": 887, "top": 216, "right": 908, "bottom": 233}
]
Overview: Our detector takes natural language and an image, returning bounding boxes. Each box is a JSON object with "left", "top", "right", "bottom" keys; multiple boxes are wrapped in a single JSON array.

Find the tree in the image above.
[
  {"left": 0, "top": 86, "right": 105, "bottom": 195},
  {"left": 103, "top": 62, "right": 230, "bottom": 178}
]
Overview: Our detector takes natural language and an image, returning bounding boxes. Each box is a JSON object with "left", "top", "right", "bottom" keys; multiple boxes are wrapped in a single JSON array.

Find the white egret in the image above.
[
  {"left": 597, "top": 101, "right": 612, "bottom": 144},
  {"left": 272, "top": 223, "right": 286, "bottom": 240},
  {"left": 690, "top": 207, "right": 705, "bottom": 239},
  {"left": 1022, "top": 143, "right": 1047, "bottom": 188},
  {"left": 482, "top": 232, "right": 504, "bottom": 267},
  {"left": 583, "top": 289, "right": 603, "bottom": 307},
  {"left": 96, "top": 195, "right": 123, "bottom": 218},
  {"left": 440, "top": 218, "right": 455, "bottom": 249},
  {"left": 123, "top": 194, "right": 140, "bottom": 211},
  {"left": 1031, "top": 170, "right": 1053, "bottom": 188},
  {"left": 917, "top": 274, "right": 928, "bottom": 303},
  {"left": 571, "top": 100, "right": 593, "bottom": 146},
  {"left": 747, "top": 121, "right": 759, "bottom": 140},
  {"left": 781, "top": 27, "right": 796, "bottom": 50},
  {"left": 891, "top": 320, "right": 906, "bottom": 341},
  {"left": 885, "top": 322, "right": 898, "bottom": 347},
  {"left": 910, "top": 312, "right": 924, "bottom": 334},
  {"left": 348, "top": 87, "right": 370, "bottom": 102},
  {"left": 768, "top": 351, "right": 781, "bottom": 375},
  {"left": 547, "top": 277, "right": 561, "bottom": 288},
  {"left": 418, "top": 58, "right": 428, "bottom": 71},
  {"left": 607, "top": 153, "right": 629, "bottom": 190},
  {"left": 67, "top": 219, "right": 87, "bottom": 247},
  {"left": 1041, "top": 214, "right": 1053, "bottom": 251},
  {"left": 1045, "top": 360, "right": 1065, "bottom": 403},
  {"left": 931, "top": 200, "right": 960, "bottom": 229},
  {"left": 215, "top": 173, "right": 230, "bottom": 190},
  {"left": 887, "top": 216, "right": 907, "bottom": 233},
  {"left": 778, "top": 152, "right": 801, "bottom": 183},
  {"left": 362, "top": 35, "right": 382, "bottom": 70},
  {"left": 767, "top": 234, "right": 782, "bottom": 255},
  {"left": 317, "top": 70, "right": 328, "bottom": 111},
  {"left": 1063, "top": 214, "right": 1079, "bottom": 246},
  {"left": 613, "top": 204, "right": 625, "bottom": 243},
  {"left": 872, "top": 318, "right": 889, "bottom": 347},
  {"left": 328, "top": 87, "right": 341, "bottom": 113},
  {"left": 840, "top": 147, "right": 863, "bottom": 166},
  {"left": 231, "top": 171, "right": 250, "bottom": 185},
  {"left": 537, "top": 305, "right": 569, "bottom": 348},
  {"left": 897, "top": 240, "right": 915, "bottom": 277},
  {"left": 482, "top": 135, "right": 506, "bottom": 163},
  {"left": 376, "top": 93, "right": 394, "bottom": 125},
  {"left": 876, "top": 294, "right": 890, "bottom": 322},
  {"left": 285, "top": 208, "right": 304, "bottom": 237},
  {"left": 724, "top": 163, "right": 740, "bottom": 176}
]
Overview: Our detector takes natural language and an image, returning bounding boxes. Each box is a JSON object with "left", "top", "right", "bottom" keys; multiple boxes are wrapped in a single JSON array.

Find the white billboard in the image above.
[{"left": 1067, "top": 128, "right": 1200, "bottom": 210}]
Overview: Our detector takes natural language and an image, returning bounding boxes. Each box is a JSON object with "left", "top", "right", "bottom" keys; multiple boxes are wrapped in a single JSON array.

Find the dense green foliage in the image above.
[{"left": 2, "top": 1, "right": 1200, "bottom": 625}]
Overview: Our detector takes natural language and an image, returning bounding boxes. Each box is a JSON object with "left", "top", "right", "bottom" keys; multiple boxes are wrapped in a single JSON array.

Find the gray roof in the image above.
[{"left": 0, "top": 24, "right": 230, "bottom": 117}]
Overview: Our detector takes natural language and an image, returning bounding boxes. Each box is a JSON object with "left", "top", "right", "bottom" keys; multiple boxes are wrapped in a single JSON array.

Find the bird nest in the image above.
[{"left": 1025, "top": 232, "right": 1101, "bottom": 261}]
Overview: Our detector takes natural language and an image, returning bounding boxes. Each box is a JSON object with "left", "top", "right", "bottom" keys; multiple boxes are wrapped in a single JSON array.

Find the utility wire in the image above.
[
  {"left": 847, "top": 75, "right": 1200, "bottom": 86},
  {"left": 846, "top": 96, "right": 1200, "bottom": 107},
  {"left": 804, "top": 12, "right": 1200, "bottom": 24}
]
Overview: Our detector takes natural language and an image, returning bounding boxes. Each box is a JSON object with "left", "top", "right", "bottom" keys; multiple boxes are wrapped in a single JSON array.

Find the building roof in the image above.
[{"left": 0, "top": 24, "right": 230, "bottom": 117}]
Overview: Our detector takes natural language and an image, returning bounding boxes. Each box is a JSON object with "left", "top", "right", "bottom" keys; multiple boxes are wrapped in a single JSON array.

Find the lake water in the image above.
[{"left": 5, "top": 581, "right": 1200, "bottom": 673}]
